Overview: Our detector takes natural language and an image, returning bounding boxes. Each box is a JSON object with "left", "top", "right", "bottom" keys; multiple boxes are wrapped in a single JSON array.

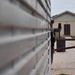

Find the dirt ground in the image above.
[{"left": 51, "top": 37, "right": 75, "bottom": 75}]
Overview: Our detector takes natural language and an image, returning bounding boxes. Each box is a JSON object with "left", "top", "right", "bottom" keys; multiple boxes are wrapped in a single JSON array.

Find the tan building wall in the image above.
[
  {"left": 53, "top": 21, "right": 75, "bottom": 36},
  {"left": 53, "top": 11, "right": 75, "bottom": 36}
]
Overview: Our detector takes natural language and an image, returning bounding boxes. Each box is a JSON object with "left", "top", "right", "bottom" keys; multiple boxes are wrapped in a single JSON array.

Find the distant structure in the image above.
[{"left": 52, "top": 11, "right": 75, "bottom": 36}]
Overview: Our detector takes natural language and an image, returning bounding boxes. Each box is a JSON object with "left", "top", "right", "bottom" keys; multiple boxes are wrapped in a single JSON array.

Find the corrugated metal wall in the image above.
[{"left": 0, "top": 0, "right": 51, "bottom": 75}]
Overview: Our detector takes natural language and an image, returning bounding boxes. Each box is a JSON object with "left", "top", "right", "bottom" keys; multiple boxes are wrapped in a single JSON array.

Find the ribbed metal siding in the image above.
[{"left": 0, "top": 0, "right": 51, "bottom": 75}]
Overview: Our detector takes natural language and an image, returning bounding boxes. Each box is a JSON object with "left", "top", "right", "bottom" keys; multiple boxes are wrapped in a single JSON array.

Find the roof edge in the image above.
[{"left": 52, "top": 11, "right": 75, "bottom": 19}]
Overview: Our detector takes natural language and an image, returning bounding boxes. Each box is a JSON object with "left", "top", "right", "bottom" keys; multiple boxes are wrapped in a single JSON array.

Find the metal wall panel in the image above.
[
  {"left": 0, "top": 0, "right": 51, "bottom": 75},
  {"left": 24, "top": 0, "right": 37, "bottom": 9},
  {"left": 0, "top": 28, "right": 35, "bottom": 37},
  {"left": 37, "top": 50, "right": 48, "bottom": 75},
  {"left": 0, "top": 1, "right": 37, "bottom": 28},
  {"left": 36, "top": 43, "right": 48, "bottom": 62},
  {"left": 42, "top": 43, "right": 48, "bottom": 54},
  {"left": 0, "top": 37, "right": 36, "bottom": 69},
  {"left": 40, "top": 59, "right": 48, "bottom": 75},
  {"left": 16, "top": 54, "right": 36, "bottom": 75},
  {"left": 36, "top": 19, "right": 48, "bottom": 29},
  {"left": 41, "top": 0, "right": 47, "bottom": 9},
  {"left": 43, "top": 61, "right": 49, "bottom": 75},
  {"left": 37, "top": 2, "right": 46, "bottom": 18},
  {"left": 36, "top": 33, "right": 48, "bottom": 45}
]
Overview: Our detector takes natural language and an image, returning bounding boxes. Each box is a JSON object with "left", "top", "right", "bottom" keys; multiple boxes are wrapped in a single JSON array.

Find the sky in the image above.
[{"left": 51, "top": 0, "right": 75, "bottom": 16}]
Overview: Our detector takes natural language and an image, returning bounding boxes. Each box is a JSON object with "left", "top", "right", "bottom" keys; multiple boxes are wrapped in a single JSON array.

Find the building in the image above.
[{"left": 52, "top": 11, "right": 75, "bottom": 36}]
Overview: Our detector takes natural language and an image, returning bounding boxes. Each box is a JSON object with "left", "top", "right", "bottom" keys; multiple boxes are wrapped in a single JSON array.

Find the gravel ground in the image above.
[{"left": 51, "top": 37, "right": 75, "bottom": 75}]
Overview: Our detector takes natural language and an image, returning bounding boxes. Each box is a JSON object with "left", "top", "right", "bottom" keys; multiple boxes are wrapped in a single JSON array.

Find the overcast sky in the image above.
[{"left": 51, "top": 0, "right": 75, "bottom": 16}]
